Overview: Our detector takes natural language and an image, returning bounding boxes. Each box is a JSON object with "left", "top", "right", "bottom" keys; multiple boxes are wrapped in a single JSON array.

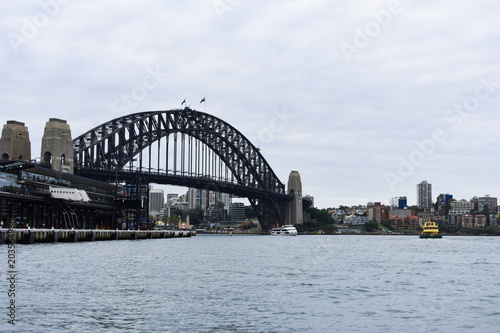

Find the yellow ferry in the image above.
[{"left": 420, "top": 219, "right": 442, "bottom": 239}]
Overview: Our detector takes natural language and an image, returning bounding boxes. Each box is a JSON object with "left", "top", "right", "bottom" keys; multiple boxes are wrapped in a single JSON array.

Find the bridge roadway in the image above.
[{"left": 77, "top": 168, "right": 294, "bottom": 201}]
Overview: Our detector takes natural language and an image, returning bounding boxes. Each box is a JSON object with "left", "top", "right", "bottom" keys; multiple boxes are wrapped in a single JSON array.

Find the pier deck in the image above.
[{"left": 0, "top": 229, "right": 194, "bottom": 245}]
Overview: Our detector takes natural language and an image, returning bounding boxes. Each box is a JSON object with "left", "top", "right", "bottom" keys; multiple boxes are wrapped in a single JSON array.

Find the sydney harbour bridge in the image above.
[
  {"left": 0, "top": 108, "right": 308, "bottom": 230},
  {"left": 72, "top": 108, "right": 308, "bottom": 229}
]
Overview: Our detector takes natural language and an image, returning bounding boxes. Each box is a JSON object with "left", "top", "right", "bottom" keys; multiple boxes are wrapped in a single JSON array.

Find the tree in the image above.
[
  {"left": 308, "top": 207, "right": 320, "bottom": 220},
  {"left": 307, "top": 207, "right": 334, "bottom": 224},
  {"left": 186, "top": 208, "right": 205, "bottom": 225},
  {"left": 381, "top": 219, "right": 393, "bottom": 230},
  {"left": 170, "top": 214, "right": 180, "bottom": 225},
  {"left": 363, "top": 222, "right": 379, "bottom": 232},
  {"left": 316, "top": 210, "right": 335, "bottom": 224},
  {"left": 245, "top": 206, "right": 256, "bottom": 219}
]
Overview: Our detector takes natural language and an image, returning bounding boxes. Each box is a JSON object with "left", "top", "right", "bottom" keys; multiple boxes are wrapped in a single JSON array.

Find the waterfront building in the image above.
[
  {"left": 478, "top": 195, "right": 497, "bottom": 213},
  {"left": 449, "top": 199, "right": 473, "bottom": 215},
  {"left": 462, "top": 215, "right": 474, "bottom": 228},
  {"left": 353, "top": 205, "right": 367, "bottom": 216},
  {"left": 475, "top": 215, "right": 487, "bottom": 227},
  {"left": 417, "top": 181, "right": 432, "bottom": 209},
  {"left": 416, "top": 207, "right": 436, "bottom": 221},
  {"left": 367, "top": 202, "right": 390, "bottom": 222},
  {"left": 390, "top": 208, "right": 415, "bottom": 218},
  {"left": 390, "top": 215, "right": 419, "bottom": 229},
  {"left": 0, "top": 171, "right": 17, "bottom": 188},
  {"left": 448, "top": 214, "right": 461, "bottom": 226},
  {"left": 490, "top": 214, "right": 498, "bottom": 226},
  {"left": 345, "top": 215, "right": 368, "bottom": 226}
]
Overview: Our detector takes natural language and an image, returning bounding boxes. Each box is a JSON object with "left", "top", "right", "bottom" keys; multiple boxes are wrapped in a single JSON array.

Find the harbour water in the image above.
[{"left": 2, "top": 235, "right": 500, "bottom": 332}]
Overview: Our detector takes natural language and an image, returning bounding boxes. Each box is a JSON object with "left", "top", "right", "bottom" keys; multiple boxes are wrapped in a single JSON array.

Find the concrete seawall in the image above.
[{"left": 0, "top": 229, "right": 194, "bottom": 245}]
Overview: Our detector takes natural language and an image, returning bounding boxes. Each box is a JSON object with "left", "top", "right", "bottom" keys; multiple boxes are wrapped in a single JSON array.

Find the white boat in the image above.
[{"left": 270, "top": 225, "right": 298, "bottom": 236}]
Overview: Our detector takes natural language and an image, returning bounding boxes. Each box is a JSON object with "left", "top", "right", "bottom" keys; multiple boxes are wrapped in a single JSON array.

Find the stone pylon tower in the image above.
[
  {"left": 285, "top": 170, "right": 303, "bottom": 225},
  {"left": 0, "top": 121, "right": 31, "bottom": 162},
  {"left": 40, "top": 118, "right": 74, "bottom": 173}
]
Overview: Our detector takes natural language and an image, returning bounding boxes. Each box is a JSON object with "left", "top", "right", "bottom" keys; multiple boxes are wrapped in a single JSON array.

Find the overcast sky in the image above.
[{"left": 2, "top": 1, "right": 500, "bottom": 209}]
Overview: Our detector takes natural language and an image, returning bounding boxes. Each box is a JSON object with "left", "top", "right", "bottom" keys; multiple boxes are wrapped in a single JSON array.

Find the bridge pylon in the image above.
[
  {"left": 41, "top": 118, "right": 74, "bottom": 174},
  {"left": 0, "top": 121, "right": 31, "bottom": 162},
  {"left": 285, "top": 170, "right": 303, "bottom": 225}
]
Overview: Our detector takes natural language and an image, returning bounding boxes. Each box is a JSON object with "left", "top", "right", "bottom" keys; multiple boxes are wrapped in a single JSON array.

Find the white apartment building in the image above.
[
  {"left": 417, "top": 181, "right": 432, "bottom": 209},
  {"left": 449, "top": 199, "right": 473, "bottom": 215}
]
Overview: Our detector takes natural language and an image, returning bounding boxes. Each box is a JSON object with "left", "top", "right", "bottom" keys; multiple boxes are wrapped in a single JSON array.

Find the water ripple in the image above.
[{"left": 2, "top": 235, "right": 500, "bottom": 332}]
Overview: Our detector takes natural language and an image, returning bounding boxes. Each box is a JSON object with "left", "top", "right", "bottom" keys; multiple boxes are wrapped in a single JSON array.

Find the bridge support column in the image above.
[{"left": 285, "top": 170, "right": 303, "bottom": 225}]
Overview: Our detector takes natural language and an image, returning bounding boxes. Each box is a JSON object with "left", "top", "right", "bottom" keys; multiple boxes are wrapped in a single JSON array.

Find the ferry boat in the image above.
[
  {"left": 270, "top": 225, "right": 298, "bottom": 236},
  {"left": 420, "top": 219, "right": 442, "bottom": 239}
]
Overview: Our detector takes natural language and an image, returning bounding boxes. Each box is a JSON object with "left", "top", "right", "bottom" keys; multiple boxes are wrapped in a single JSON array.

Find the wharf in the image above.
[{"left": 0, "top": 229, "right": 194, "bottom": 245}]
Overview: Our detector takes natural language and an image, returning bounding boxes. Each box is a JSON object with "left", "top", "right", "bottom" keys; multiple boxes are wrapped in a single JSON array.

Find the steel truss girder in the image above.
[{"left": 73, "top": 109, "right": 293, "bottom": 229}]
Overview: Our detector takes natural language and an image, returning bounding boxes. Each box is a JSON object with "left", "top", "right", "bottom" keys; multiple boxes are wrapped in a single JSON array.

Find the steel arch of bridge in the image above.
[{"left": 73, "top": 108, "right": 291, "bottom": 228}]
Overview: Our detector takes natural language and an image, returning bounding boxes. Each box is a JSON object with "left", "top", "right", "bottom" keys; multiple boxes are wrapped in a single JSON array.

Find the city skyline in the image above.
[
  {"left": 153, "top": 182, "right": 500, "bottom": 210},
  {"left": 2, "top": 1, "right": 500, "bottom": 209}
]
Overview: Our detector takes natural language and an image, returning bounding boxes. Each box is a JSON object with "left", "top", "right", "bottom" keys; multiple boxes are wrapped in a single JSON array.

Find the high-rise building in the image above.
[
  {"left": 390, "top": 196, "right": 407, "bottom": 209},
  {"left": 220, "top": 192, "right": 232, "bottom": 210},
  {"left": 417, "top": 181, "right": 432, "bottom": 209},
  {"left": 149, "top": 189, "right": 164, "bottom": 212},
  {"left": 166, "top": 193, "right": 178, "bottom": 207},
  {"left": 187, "top": 188, "right": 203, "bottom": 210},
  {"left": 436, "top": 194, "right": 453, "bottom": 216}
]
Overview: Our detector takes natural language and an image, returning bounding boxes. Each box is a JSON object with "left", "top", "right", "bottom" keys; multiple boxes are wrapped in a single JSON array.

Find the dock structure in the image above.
[{"left": 0, "top": 229, "right": 194, "bottom": 245}]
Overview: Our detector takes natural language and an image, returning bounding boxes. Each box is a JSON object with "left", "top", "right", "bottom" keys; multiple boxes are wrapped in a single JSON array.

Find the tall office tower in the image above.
[
  {"left": 0, "top": 120, "right": 31, "bottom": 162},
  {"left": 417, "top": 181, "right": 432, "bottom": 209},
  {"left": 149, "top": 189, "right": 165, "bottom": 212},
  {"left": 187, "top": 188, "right": 204, "bottom": 210},
  {"left": 220, "top": 192, "right": 232, "bottom": 209}
]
